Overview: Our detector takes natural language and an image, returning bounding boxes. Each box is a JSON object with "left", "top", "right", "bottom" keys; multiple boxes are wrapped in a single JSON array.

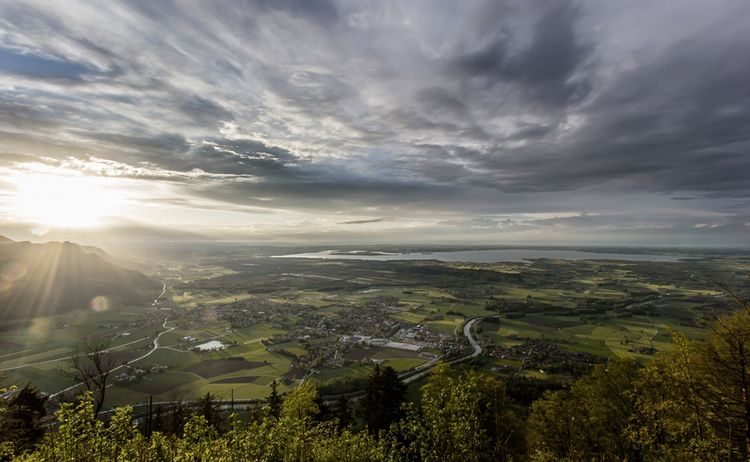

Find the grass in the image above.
[
  {"left": 5, "top": 254, "right": 734, "bottom": 406},
  {"left": 476, "top": 311, "right": 706, "bottom": 360}
]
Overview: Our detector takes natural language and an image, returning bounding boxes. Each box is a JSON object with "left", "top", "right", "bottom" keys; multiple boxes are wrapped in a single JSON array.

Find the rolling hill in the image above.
[{"left": 0, "top": 236, "right": 161, "bottom": 322}]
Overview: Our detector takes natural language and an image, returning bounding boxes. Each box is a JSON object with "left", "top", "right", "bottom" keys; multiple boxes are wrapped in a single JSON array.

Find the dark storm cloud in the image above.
[
  {"left": 446, "top": 0, "right": 592, "bottom": 107},
  {"left": 416, "top": 87, "right": 471, "bottom": 119},
  {"left": 188, "top": 173, "right": 461, "bottom": 214},
  {"left": 485, "top": 33, "right": 750, "bottom": 195},
  {"left": 0, "top": 0, "right": 748, "bottom": 244},
  {"left": 74, "top": 132, "right": 299, "bottom": 179}
]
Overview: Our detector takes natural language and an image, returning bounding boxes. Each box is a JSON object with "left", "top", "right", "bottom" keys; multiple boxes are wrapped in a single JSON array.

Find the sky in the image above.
[{"left": 0, "top": 0, "right": 749, "bottom": 247}]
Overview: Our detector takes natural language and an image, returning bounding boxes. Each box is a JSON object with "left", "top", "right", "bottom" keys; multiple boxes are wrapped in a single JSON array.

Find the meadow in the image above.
[{"left": 1, "top": 246, "right": 747, "bottom": 408}]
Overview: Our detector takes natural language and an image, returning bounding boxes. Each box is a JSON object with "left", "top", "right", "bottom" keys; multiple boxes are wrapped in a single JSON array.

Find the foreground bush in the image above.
[{"left": 7, "top": 292, "right": 749, "bottom": 461}]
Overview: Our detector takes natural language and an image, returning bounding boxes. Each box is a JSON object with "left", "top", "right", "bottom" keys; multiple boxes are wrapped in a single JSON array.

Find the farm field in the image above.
[{"left": 1, "top": 245, "right": 748, "bottom": 409}]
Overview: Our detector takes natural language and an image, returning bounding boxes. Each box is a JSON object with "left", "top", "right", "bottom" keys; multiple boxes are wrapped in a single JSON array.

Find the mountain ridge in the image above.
[{"left": 0, "top": 236, "right": 161, "bottom": 322}]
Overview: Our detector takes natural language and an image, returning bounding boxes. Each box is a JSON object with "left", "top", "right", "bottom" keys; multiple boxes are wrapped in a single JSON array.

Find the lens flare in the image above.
[{"left": 90, "top": 295, "right": 110, "bottom": 312}]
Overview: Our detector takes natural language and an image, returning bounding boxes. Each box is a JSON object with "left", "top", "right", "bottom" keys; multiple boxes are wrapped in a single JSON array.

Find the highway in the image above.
[{"left": 401, "top": 317, "right": 482, "bottom": 384}]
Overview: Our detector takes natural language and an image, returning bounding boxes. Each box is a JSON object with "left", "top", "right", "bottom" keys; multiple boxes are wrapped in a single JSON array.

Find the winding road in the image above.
[
  {"left": 152, "top": 281, "right": 166, "bottom": 306},
  {"left": 49, "top": 281, "right": 171, "bottom": 398},
  {"left": 0, "top": 335, "right": 152, "bottom": 372},
  {"left": 463, "top": 317, "right": 482, "bottom": 357},
  {"left": 89, "top": 316, "right": 487, "bottom": 418},
  {"left": 400, "top": 317, "right": 483, "bottom": 385},
  {"left": 50, "top": 318, "right": 176, "bottom": 398}
]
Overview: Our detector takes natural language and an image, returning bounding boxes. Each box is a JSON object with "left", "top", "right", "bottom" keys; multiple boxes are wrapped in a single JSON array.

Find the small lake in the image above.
[{"left": 272, "top": 249, "right": 688, "bottom": 263}]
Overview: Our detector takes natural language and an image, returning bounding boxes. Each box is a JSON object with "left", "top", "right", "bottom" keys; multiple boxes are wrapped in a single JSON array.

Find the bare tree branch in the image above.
[{"left": 64, "top": 337, "right": 118, "bottom": 416}]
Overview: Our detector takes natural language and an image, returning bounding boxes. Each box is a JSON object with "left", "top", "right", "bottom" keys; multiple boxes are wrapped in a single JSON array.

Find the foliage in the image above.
[
  {"left": 13, "top": 389, "right": 387, "bottom": 462},
  {"left": 527, "top": 286, "right": 750, "bottom": 462},
  {"left": 392, "top": 363, "right": 524, "bottom": 462},
  {"left": 281, "top": 381, "right": 320, "bottom": 421},
  {"left": 267, "top": 378, "right": 283, "bottom": 419},
  {"left": 359, "top": 365, "right": 406, "bottom": 434},
  {"left": 627, "top": 304, "right": 750, "bottom": 460},
  {"left": 0, "top": 384, "right": 47, "bottom": 456},
  {"left": 6, "top": 285, "right": 750, "bottom": 461},
  {"left": 528, "top": 360, "right": 641, "bottom": 461}
]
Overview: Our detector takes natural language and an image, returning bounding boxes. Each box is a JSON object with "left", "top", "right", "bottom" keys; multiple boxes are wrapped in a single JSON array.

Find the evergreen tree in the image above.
[
  {"left": 335, "top": 395, "right": 352, "bottom": 429},
  {"left": 360, "top": 365, "right": 406, "bottom": 434},
  {"left": 152, "top": 405, "right": 164, "bottom": 434},
  {"left": 313, "top": 392, "right": 331, "bottom": 422},
  {"left": 198, "top": 392, "right": 223, "bottom": 430},
  {"left": 267, "top": 379, "right": 283, "bottom": 419},
  {"left": 168, "top": 398, "right": 189, "bottom": 435},
  {"left": 0, "top": 384, "right": 47, "bottom": 455}
]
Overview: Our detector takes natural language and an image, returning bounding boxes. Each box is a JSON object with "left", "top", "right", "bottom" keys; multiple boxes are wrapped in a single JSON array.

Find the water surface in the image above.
[{"left": 272, "top": 249, "right": 687, "bottom": 263}]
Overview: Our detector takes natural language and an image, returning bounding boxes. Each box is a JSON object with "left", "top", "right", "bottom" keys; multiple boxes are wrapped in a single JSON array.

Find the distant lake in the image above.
[{"left": 272, "top": 249, "right": 688, "bottom": 263}]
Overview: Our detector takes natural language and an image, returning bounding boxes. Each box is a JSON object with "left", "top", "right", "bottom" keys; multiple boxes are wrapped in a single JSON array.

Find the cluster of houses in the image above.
[
  {"left": 486, "top": 338, "right": 604, "bottom": 375},
  {"left": 215, "top": 298, "right": 312, "bottom": 329},
  {"left": 210, "top": 294, "right": 465, "bottom": 378},
  {"left": 115, "top": 364, "right": 167, "bottom": 383}
]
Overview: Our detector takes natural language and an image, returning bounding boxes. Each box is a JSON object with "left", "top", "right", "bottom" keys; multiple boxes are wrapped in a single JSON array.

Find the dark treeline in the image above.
[{"left": 2, "top": 297, "right": 749, "bottom": 461}]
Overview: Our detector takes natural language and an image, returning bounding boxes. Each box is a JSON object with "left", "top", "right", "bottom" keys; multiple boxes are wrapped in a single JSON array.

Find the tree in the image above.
[
  {"left": 628, "top": 288, "right": 750, "bottom": 461},
  {"left": 405, "top": 363, "right": 523, "bottom": 462},
  {"left": 627, "top": 345, "right": 721, "bottom": 461},
  {"left": 64, "top": 336, "right": 118, "bottom": 416},
  {"left": 152, "top": 405, "right": 164, "bottom": 434},
  {"left": 0, "top": 384, "right": 48, "bottom": 455},
  {"left": 528, "top": 360, "right": 641, "bottom": 461},
  {"left": 198, "top": 391, "right": 223, "bottom": 430},
  {"left": 359, "top": 365, "right": 406, "bottom": 434},
  {"left": 700, "top": 293, "right": 750, "bottom": 458},
  {"left": 335, "top": 395, "right": 352, "bottom": 428},
  {"left": 281, "top": 381, "right": 320, "bottom": 421},
  {"left": 167, "top": 398, "right": 190, "bottom": 435},
  {"left": 267, "top": 379, "right": 282, "bottom": 419}
]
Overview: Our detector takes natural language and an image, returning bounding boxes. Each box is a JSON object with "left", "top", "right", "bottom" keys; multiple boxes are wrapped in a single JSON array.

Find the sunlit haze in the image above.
[{"left": 10, "top": 172, "right": 123, "bottom": 228}]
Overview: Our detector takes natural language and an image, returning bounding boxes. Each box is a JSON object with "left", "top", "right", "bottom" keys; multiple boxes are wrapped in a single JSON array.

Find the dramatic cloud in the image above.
[{"left": 0, "top": 0, "right": 748, "bottom": 246}]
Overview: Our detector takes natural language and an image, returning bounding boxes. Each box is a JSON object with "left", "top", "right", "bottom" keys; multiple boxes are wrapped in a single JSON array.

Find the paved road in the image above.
[
  {"left": 152, "top": 281, "right": 166, "bottom": 306},
  {"left": 463, "top": 317, "right": 482, "bottom": 357},
  {"left": 6, "top": 281, "right": 168, "bottom": 374},
  {"left": 76, "top": 316, "right": 490, "bottom": 419},
  {"left": 50, "top": 318, "right": 176, "bottom": 398},
  {"left": 401, "top": 317, "right": 482, "bottom": 385},
  {"left": 0, "top": 336, "right": 152, "bottom": 372}
]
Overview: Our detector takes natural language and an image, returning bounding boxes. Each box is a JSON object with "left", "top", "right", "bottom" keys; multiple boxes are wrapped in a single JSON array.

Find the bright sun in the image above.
[{"left": 12, "top": 174, "right": 121, "bottom": 228}]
